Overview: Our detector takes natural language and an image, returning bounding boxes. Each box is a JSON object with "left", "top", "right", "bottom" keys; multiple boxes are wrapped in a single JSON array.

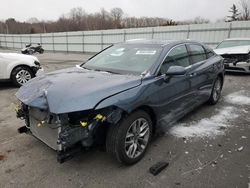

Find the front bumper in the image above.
[
  {"left": 36, "top": 68, "right": 44, "bottom": 76},
  {"left": 31, "top": 66, "right": 44, "bottom": 76},
  {"left": 16, "top": 98, "right": 124, "bottom": 162},
  {"left": 16, "top": 104, "right": 123, "bottom": 162},
  {"left": 224, "top": 62, "right": 250, "bottom": 73}
]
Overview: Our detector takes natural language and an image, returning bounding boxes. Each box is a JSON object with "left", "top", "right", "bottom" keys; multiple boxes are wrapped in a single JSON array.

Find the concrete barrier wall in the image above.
[{"left": 1, "top": 21, "right": 250, "bottom": 53}]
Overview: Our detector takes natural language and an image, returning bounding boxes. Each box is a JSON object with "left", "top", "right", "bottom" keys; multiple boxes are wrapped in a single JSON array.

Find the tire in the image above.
[
  {"left": 21, "top": 50, "right": 27, "bottom": 54},
  {"left": 11, "top": 66, "right": 35, "bottom": 87},
  {"left": 28, "top": 49, "right": 34, "bottom": 55},
  {"left": 207, "top": 76, "right": 222, "bottom": 105},
  {"left": 106, "top": 110, "right": 152, "bottom": 165},
  {"left": 39, "top": 49, "right": 44, "bottom": 54}
]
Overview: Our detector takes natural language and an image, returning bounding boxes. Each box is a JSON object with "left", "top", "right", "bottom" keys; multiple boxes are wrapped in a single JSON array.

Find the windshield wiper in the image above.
[{"left": 93, "top": 69, "right": 120, "bottom": 74}]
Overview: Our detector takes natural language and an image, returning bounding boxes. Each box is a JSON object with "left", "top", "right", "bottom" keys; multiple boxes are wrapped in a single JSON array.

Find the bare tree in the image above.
[
  {"left": 193, "top": 17, "right": 210, "bottom": 24},
  {"left": 240, "top": 0, "right": 250, "bottom": 20},
  {"left": 0, "top": 7, "right": 186, "bottom": 34},
  {"left": 110, "top": 7, "right": 124, "bottom": 28},
  {"left": 27, "top": 17, "right": 40, "bottom": 24}
]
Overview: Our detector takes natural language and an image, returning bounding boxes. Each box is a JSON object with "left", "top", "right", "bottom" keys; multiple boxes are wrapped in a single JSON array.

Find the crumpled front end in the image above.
[
  {"left": 15, "top": 67, "right": 141, "bottom": 162},
  {"left": 220, "top": 53, "right": 250, "bottom": 73},
  {"left": 16, "top": 102, "right": 123, "bottom": 163}
]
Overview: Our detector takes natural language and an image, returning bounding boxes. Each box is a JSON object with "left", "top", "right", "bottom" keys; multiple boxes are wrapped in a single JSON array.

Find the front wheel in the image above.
[
  {"left": 207, "top": 76, "right": 222, "bottom": 105},
  {"left": 106, "top": 110, "right": 152, "bottom": 165},
  {"left": 11, "top": 66, "right": 35, "bottom": 87}
]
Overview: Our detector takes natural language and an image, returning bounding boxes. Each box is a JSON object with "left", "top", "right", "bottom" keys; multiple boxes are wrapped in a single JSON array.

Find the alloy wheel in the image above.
[
  {"left": 213, "top": 78, "right": 222, "bottom": 101},
  {"left": 125, "top": 118, "right": 150, "bottom": 159},
  {"left": 16, "top": 70, "right": 32, "bottom": 85}
]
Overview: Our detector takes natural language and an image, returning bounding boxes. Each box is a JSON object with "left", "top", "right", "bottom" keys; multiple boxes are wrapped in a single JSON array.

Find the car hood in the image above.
[
  {"left": 16, "top": 67, "right": 142, "bottom": 114},
  {"left": 214, "top": 45, "right": 250, "bottom": 55},
  {"left": 0, "top": 52, "right": 39, "bottom": 63}
]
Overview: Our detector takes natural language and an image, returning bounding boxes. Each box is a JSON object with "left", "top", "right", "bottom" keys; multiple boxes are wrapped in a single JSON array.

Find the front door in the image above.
[{"left": 152, "top": 44, "right": 194, "bottom": 128}]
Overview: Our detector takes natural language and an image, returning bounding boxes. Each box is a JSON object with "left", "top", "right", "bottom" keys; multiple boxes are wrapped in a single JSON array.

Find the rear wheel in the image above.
[
  {"left": 208, "top": 76, "right": 222, "bottom": 105},
  {"left": 106, "top": 110, "right": 152, "bottom": 165},
  {"left": 11, "top": 66, "right": 35, "bottom": 87}
]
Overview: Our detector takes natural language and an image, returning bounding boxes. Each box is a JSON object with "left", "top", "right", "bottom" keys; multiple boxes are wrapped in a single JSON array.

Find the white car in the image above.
[
  {"left": 0, "top": 52, "right": 43, "bottom": 86},
  {"left": 214, "top": 38, "right": 250, "bottom": 73}
]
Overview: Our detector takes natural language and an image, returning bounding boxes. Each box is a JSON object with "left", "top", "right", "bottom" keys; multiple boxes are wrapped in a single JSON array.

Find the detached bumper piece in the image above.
[
  {"left": 57, "top": 144, "right": 82, "bottom": 163},
  {"left": 149, "top": 161, "right": 169, "bottom": 176},
  {"left": 17, "top": 126, "right": 29, "bottom": 134}
]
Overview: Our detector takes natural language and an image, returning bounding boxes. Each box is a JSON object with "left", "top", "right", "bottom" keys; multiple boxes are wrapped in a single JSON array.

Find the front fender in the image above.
[
  {"left": 95, "top": 79, "right": 155, "bottom": 114},
  {"left": 6, "top": 60, "right": 36, "bottom": 78}
]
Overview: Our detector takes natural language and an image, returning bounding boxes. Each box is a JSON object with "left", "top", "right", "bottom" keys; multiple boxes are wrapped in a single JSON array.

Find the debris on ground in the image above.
[
  {"left": 241, "top": 136, "right": 247, "bottom": 139},
  {"left": 149, "top": 161, "right": 169, "bottom": 176},
  {"left": 182, "top": 154, "right": 221, "bottom": 175},
  {"left": 0, "top": 155, "right": 5, "bottom": 161},
  {"left": 237, "top": 146, "right": 244, "bottom": 152},
  {"left": 211, "top": 161, "right": 217, "bottom": 167},
  {"left": 185, "top": 151, "right": 189, "bottom": 154},
  {"left": 183, "top": 138, "right": 187, "bottom": 144}
]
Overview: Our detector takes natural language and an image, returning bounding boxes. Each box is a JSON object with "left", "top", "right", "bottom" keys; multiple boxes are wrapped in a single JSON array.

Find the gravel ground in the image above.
[{"left": 0, "top": 50, "right": 250, "bottom": 188}]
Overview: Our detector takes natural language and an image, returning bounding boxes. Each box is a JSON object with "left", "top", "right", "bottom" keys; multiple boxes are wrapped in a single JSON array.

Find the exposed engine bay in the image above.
[
  {"left": 16, "top": 103, "right": 123, "bottom": 163},
  {"left": 221, "top": 53, "right": 250, "bottom": 65}
]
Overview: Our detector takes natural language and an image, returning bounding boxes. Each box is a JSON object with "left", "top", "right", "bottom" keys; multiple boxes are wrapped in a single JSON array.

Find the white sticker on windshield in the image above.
[
  {"left": 110, "top": 48, "right": 125, "bottom": 56},
  {"left": 136, "top": 50, "right": 156, "bottom": 55},
  {"left": 110, "top": 52, "right": 124, "bottom": 56},
  {"left": 116, "top": 48, "right": 125, "bottom": 52}
]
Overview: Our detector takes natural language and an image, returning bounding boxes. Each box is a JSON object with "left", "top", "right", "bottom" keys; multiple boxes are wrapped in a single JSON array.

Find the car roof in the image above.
[
  {"left": 223, "top": 38, "right": 250, "bottom": 41},
  {"left": 121, "top": 39, "right": 201, "bottom": 47}
]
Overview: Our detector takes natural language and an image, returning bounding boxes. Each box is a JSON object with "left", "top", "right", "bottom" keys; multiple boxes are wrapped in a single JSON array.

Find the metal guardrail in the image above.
[{"left": 1, "top": 21, "right": 250, "bottom": 52}]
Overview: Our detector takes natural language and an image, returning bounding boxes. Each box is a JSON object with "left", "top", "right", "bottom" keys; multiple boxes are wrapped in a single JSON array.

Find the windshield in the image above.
[
  {"left": 82, "top": 44, "right": 163, "bottom": 75},
  {"left": 216, "top": 40, "right": 250, "bottom": 49}
]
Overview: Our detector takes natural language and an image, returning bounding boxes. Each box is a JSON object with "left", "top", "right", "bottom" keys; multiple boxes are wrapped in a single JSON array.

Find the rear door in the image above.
[{"left": 186, "top": 43, "right": 216, "bottom": 102}]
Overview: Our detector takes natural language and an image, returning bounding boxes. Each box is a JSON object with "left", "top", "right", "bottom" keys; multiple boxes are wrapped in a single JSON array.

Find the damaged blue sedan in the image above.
[{"left": 16, "top": 39, "right": 224, "bottom": 165}]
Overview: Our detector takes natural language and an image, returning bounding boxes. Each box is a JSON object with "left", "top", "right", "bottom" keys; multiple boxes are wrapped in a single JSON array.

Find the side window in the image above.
[
  {"left": 160, "top": 45, "right": 190, "bottom": 74},
  {"left": 188, "top": 44, "right": 206, "bottom": 64}
]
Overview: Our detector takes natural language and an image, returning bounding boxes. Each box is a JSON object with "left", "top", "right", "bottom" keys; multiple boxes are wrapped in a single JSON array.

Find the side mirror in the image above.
[{"left": 165, "top": 66, "right": 187, "bottom": 76}]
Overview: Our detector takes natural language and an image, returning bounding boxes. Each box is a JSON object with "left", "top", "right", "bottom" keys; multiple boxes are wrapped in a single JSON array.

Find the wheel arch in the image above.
[
  {"left": 131, "top": 105, "right": 157, "bottom": 134},
  {"left": 10, "top": 64, "right": 35, "bottom": 78},
  {"left": 104, "top": 104, "right": 157, "bottom": 134},
  {"left": 217, "top": 72, "right": 224, "bottom": 86}
]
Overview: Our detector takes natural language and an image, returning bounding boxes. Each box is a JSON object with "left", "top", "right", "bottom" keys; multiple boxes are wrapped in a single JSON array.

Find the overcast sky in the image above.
[{"left": 0, "top": 0, "right": 239, "bottom": 22}]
